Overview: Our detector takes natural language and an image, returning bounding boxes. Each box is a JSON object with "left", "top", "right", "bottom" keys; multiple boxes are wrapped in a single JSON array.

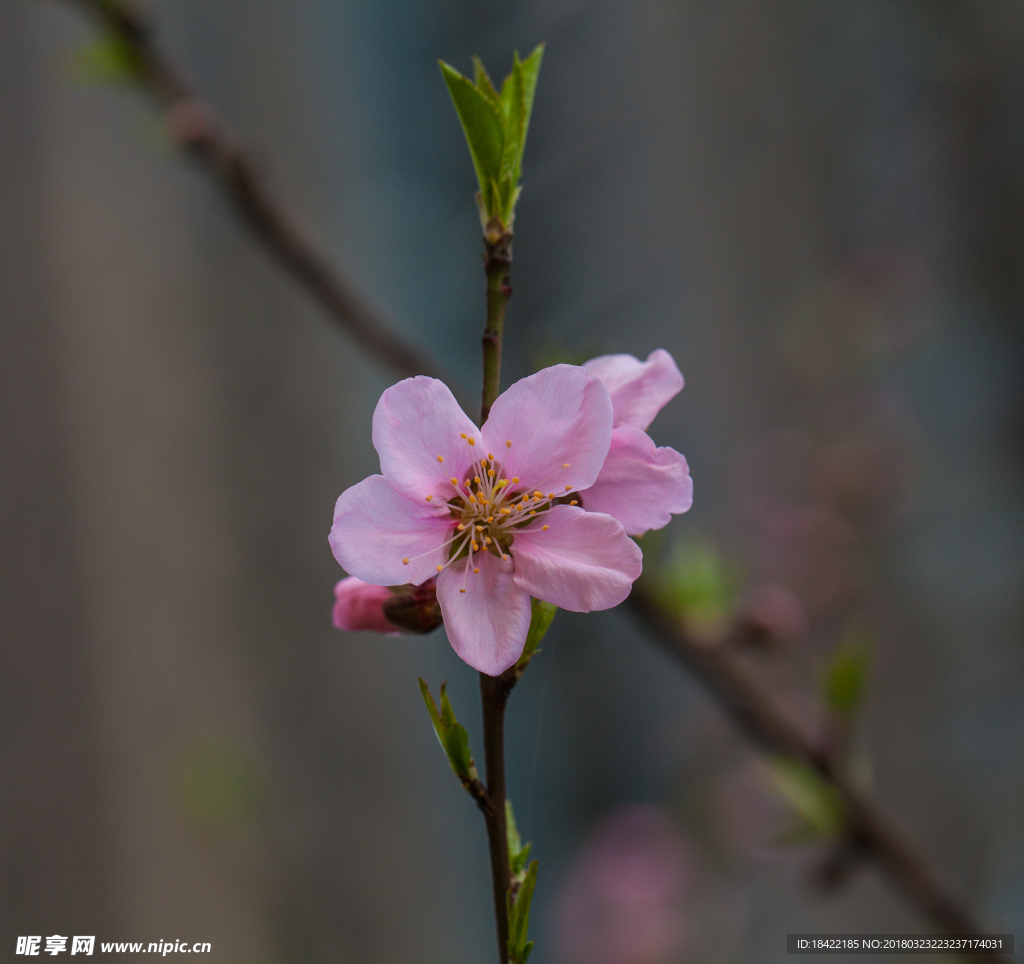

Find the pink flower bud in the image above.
[{"left": 332, "top": 577, "right": 399, "bottom": 635}]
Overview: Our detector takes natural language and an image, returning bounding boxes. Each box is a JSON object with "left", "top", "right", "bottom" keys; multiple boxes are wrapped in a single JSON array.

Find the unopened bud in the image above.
[
  {"left": 333, "top": 577, "right": 399, "bottom": 635},
  {"left": 382, "top": 578, "right": 443, "bottom": 634}
]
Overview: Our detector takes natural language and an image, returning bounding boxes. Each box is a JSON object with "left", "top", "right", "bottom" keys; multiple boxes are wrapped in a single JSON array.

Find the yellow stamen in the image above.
[
  {"left": 402, "top": 558, "right": 409, "bottom": 564},
  {"left": 502, "top": 553, "right": 509, "bottom": 560},
  {"left": 548, "top": 493, "right": 555, "bottom": 499},
  {"left": 542, "top": 524, "right": 549, "bottom": 530},
  {"left": 460, "top": 433, "right": 467, "bottom": 439},
  {"left": 436, "top": 564, "right": 443, "bottom": 572},
  {"left": 467, "top": 438, "right": 475, "bottom": 446},
  {"left": 529, "top": 510, "right": 537, "bottom": 515},
  {"left": 506, "top": 440, "right": 512, "bottom": 448},
  {"left": 460, "top": 588, "right": 466, "bottom": 593},
  {"left": 474, "top": 568, "right": 480, "bottom": 573},
  {"left": 570, "top": 500, "right": 578, "bottom": 506},
  {"left": 488, "top": 452, "right": 494, "bottom": 459},
  {"left": 486, "top": 516, "right": 494, "bottom": 523},
  {"left": 474, "top": 476, "right": 482, "bottom": 484},
  {"left": 512, "top": 477, "right": 519, "bottom": 483},
  {"left": 437, "top": 455, "right": 444, "bottom": 463},
  {"left": 476, "top": 525, "right": 484, "bottom": 531},
  {"left": 450, "top": 477, "right": 459, "bottom": 485},
  {"left": 469, "top": 496, "right": 477, "bottom": 504},
  {"left": 472, "top": 541, "right": 479, "bottom": 551},
  {"left": 534, "top": 490, "right": 542, "bottom": 498},
  {"left": 425, "top": 495, "right": 433, "bottom": 501},
  {"left": 562, "top": 463, "right": 570, "bottom": 468},
  {"left": 565, "top": 485, "right": 572, "bottom": 491},
  {"left": 488, "top": 469, "right": 496, "bottom": 477},
  {"left": 457, "top": 523, "right": 466, "bottom": 531}
]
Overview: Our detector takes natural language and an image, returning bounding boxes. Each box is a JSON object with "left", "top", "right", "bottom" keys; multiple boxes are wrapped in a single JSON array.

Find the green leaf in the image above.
[
  {"left": 823, "top": 631, "right": 872, "bottom": 721},
  {"left": 68, "top": 34, "right": 143, "bottom": 86},
  {"left": 419, "top": 678, "right": 479, "bottom": 783},
  {"left": 439, "top": 61, "right": 505, "bottom": 197},
  {"left": 471, "top": 56, "right": 502, "bottom": 108},
  {"left": 766, "top": 756, "right": 844, "bottom": 840},
  {"left": 506, "top": 800, "right": 533, "bottom": 878},
  {"left": 516, "top": 598, "right": 557, "bottom": 670},
  {"left": 653, "top": 538, "right": 739, "bottom": 635},
  {"left": 507, "top": 859, "right": 539, "bottom": 964}
]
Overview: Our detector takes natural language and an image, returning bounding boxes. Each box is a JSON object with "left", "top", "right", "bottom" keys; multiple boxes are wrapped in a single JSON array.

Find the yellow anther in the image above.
[
  {"left": 570, "top": 500, "right": 578, "bottom": 506},
  {"left": 529, "top": 510, "right": 537, "bottom": 516},
  {"left": 474, "top": 476, "right": 482, "bottom": 484},
  {"left": 506, "top": 440, "right": 512, "bottom": 448},
  {"left": 460, "top": 433, "right": 467, "bottom": 439},
  {"left": 542, "top": 524, "right": 549, "bottom": 530},
  {"left": 500, "top": 507, "right": 511, "bottom": 515},
  {"left": 476, "top": 525, "right": 484, "bottom": 531},
  {"left": 484, "top": 537, "right": 492, "bottom": 545},
  {"left": 512, "top": 477, "right": 519, "bottom": 484},
  {"left": 450, "top": 477, "right": 458, "bottom": 485},
  {"left": 460, "top": 588, "right": 466, "bottom": 593},
  {"left": 425, "top": 495, "right": 433, "bottom": 501},
  {"left": 436, "top": 564, "right": 443, "bottom": 572},
  {"left": 565, "top": 485, "right": 572, "bottom": 491},
  {"left": 562, "top": 463, "right": 570, "bottom": 469},
  {"left": 467, "top": 438, "right": 475, "bottom": 446},
  {"left": 488, "top": 469, "right": 496, "bottom": 477},
  {"left": 497, "top": 479, "right": 508, "bottom": 488},
  {"left": 548, "top": 493, "right": 555, "bottom": 499},
  {"left": 472, "top": 541, "right": 479, "bottom": 551},
  {"left": 457, "top": 523, "right": 466, "bottom": 531},
  {"left": 486, "top": 516, "right": 494, "bottom": 523},
  {"left": 502, "top": 553, "right": 509, "bottom": 560},
  {"left": 474, "top": 568, "right": 480, "bottom": 574},
  {"left": 488, "top": 452, "right": 495, "bottom": 459},
  {"left": 437, "top": 455, "right": 444, "bottom": 463},
  {"left": 534, "top": 490, "right": 542, "bottom": 498},
  {"left": 402, "top": 558, "right": 409, "bottom": 564},
  {"left": 469, "top": 496, "right": 477, "bottom": 504}
]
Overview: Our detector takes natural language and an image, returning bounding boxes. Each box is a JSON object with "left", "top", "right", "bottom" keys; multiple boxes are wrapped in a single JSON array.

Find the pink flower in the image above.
[
  {"left": 329, "top": 365, "right": 643, "bottom": 675},
  {"left": 332, "top": 577, "right": 399, "bottom": 635},
  {"left": 579, "top": 350, "right": 693, "bottom": 535}
]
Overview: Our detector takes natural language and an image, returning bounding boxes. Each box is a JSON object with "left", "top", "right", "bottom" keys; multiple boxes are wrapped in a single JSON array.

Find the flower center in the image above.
[{"left": 401, "top": 434, "right": 578, "bottom": 591}]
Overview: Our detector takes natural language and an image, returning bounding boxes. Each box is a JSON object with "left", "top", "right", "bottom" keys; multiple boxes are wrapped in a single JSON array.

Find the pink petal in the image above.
[
  {"left": 511, "top": 505, "right": 643, "bottom": 611},
  {"left": 580, "top": 426, "right": 693, "bottom": 535},
  {"left": 583, "top": 349, "right": 683, "bottom": 430},
  {"left": 330, "top": 475, "right": 454, "bottom": 587},
  {"left": 333, "top": 577, "right": 399, "bottom": 635},
  {"left": 481, "top": 364, "right": 612, "bottom": 492},
  {"left": 372, "top": 376, "right": 480, "bottom": 504},
  {"left": 436, "top": 550, "right": 533, "bottom": 675}
]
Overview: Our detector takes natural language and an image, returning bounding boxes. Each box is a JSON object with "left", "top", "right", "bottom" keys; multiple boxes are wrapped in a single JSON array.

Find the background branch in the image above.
[
  {"left": 628, "top": 590, "right": 1008, "bottom": 964},
  {"left": 63, "top": 0, "right": 465, "bottom": 402}
]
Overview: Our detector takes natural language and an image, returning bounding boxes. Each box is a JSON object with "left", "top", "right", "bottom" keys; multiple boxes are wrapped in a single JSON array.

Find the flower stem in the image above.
[
  {"left": 480, "top": 218, "right": 514, "bottom": 424},
  {"left": 479, "top": 671, "right": 513, "bottom": 964},
  {"left": 478, "top": 215, "right": 516, "bottom": 964}
]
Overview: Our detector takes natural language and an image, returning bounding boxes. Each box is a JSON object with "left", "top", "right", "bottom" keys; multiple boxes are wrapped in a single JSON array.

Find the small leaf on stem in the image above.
[
  {"left": 823, "top": 629, "right": 872, "bottom": 722},
  {"left": 419, "top": 678, "right": 479, "bottom": 784},
  {"left": 766, "top": 756, "right": 845, "bottom": 842},
  {"left": 507, "top": 859, "right": 539, "bottom": 964}
]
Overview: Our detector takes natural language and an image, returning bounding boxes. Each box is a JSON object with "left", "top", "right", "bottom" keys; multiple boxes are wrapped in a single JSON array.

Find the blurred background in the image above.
[{"left": 2, "top": 1, "right": 1023, "bottom": 961}]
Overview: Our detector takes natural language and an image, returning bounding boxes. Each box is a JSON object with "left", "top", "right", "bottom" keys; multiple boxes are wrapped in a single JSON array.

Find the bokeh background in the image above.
[{"left": 2, "top": 1, "right": 1023, "bottom": 962}]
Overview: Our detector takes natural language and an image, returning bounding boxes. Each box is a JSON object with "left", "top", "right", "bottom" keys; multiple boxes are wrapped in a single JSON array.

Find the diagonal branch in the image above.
[
  {"left": 628, "top": 589, "right": 1008, "bottom": 964},
  {"left": 62, "top": 0, "right": 466, "bottom": 401}
]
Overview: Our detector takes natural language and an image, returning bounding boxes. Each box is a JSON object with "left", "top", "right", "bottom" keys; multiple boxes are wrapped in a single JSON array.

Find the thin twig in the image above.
[
  {"left": 628, "top": 589, "right": 1008, "bottom": 964},
  {"left": 62, "top": 0, "right": 465, "bottom": 400}
]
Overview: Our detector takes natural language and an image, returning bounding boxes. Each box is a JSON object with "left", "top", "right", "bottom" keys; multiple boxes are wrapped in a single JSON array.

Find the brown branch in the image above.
[
  {"left": 628, "top": 589, "right": 1008, "bottom": 964},
  {"left": 62, "top": 0, "right": 466, "bottom": 402}
]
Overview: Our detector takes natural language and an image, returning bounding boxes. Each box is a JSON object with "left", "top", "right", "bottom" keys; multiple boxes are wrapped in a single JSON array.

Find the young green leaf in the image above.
[
  {"left": 471, "top": 56, "right": 502, "bottom": 108},
  {"left": 68, "top": 34, "right": 143, "bottom": 86},
  {"left": 517, "top": 598, "right": 557, "bottom": 670},
  {"left": 766, "top": 756, "right": 845, "bottom": 840},
  {"left": 439, "top": 62, "right": 504, "bottom": 199},
  {"left": 507, "top": 859, "right": 539, "bottom": 964},
  {"left": 506, "top": 800, "right": 533, "bottom": 879},
  {"left": 419, "top": 678, "right": 479, "bottom": 784},
  {"left": 823, "top": 631, "right": 872, "bottom": 722}
]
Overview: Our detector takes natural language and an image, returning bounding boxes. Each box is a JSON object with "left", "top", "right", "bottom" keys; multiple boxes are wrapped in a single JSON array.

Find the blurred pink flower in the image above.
[
  {"left": 553, "top": 806, "right": 690, "bottom": 964},
  {"left": 332, "top": 577, "right": 398, "bottom": 635},
  {"left": 329, "top": 366, "right": 642, "bottom": 676},
  {"left": 580, "top": 350, "right": 693, "bottom": 535}
]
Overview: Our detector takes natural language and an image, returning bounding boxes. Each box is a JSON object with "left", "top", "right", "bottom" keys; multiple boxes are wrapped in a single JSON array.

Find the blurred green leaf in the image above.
[
  {"left": 177, "top": 738, "right": 262, "bottom": 831},
  {"left": 419, "top": 678, "right": 479, "bottom": 783},
  {"left": 507, "top": 859, "right": 538, "bottom": 964},
  {"left": 67, "top": 34, "right": 142, "bottom": 86},
  {"left": 506, "top": 800, "right": 533, "bottom": 879},
  {"left": 653, "top": 538, "right": 739, "bottom": 634},
  {"left": 766, "top": 756, "right": 844, "bottom": 841},
  {"left": 823, "top": 630, "right": 872, "bottom": 721}
]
